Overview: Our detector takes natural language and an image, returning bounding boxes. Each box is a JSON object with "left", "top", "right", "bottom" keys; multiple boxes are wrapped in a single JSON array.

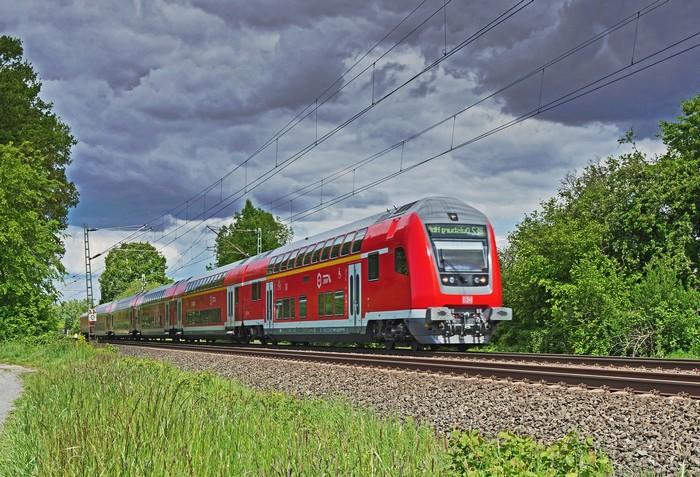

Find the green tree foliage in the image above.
[
  {"left": 214, "top": 199, "right": 293, "bottom": 267},
  {"left": 0, "top": 145, "right": 62, "bottom": 338},
  {"left": 0, "top": 36, "right": 78, "bottom": 228},
  {"left": 0, "top": 36, "right": 78, "bottom": 339},
  {"left": 497, "top": 96, "right": 700, "bottom": 356},
  {"left": 51, "top": 299, "right": 89, "bottom": 334},
  {"left": 98, "top": 243, "right": 171, "bottom": 303}
]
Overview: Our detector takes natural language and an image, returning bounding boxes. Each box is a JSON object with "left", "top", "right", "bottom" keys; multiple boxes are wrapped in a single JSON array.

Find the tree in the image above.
[
  {"left": 0, "top": 36, "right": 78, "bottom": 228},
  {"left": 0, "top": 36, "right": 78, "bottom": 339},
  {"left": 51, "top": 299, "right": 89, "bottom": 335},
  {"left": 656, "top": 96, "right": 700, "bottom": 278},
  {"left": 98, "top": 243, "right": 171, "bottom": 303},
  {"left": 0, "top": 144, "right": 64, "bottom": 338},
  {"left": 495, "top": 95, "right": 700, "bottom": 356},
  {"left": 214, "top": 199, "right": 293, "bottom": 267}
]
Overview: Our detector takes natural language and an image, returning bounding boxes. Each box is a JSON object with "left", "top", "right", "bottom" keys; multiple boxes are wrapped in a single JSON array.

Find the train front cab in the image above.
[{"left": 360, "top": 200, "right": 512, "bottom": 349}]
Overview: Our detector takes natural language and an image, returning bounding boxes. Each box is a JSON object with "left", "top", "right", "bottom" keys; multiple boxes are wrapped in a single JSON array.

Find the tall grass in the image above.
[
  {"left": 0, "top": 343, "right": 449, "bottom": 476},
  {"left": 0, "top": 338, "right": 626, "bottom": 476}
]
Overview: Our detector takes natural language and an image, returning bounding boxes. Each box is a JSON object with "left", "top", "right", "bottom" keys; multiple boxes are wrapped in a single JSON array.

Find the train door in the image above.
[
  {"left": 266, "top": 282, "right": 274, "bottom": 331},
  {"left": 226, "top": 285, "right": 239, "bottom": 328},
  {"left": 164, "top": 302, "right": 170, "bottom": 333},
  {"left": 176, "top": 298, "right": 183, "bottom": 330},
  {"left": 348, "top": 263, "right": 362, "bottom": 329}
]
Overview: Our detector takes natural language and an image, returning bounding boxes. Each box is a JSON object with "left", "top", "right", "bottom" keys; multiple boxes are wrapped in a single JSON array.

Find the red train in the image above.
[{"left": 81, "top": 197, "right": 512, "bottom": 349}]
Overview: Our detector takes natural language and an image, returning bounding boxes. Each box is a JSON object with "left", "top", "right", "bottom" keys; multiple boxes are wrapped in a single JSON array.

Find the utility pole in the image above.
[
  {"left": 83, "top": 225, "right": 98, "bottom": 308},
  {"left": 82, "top": 223, "right": 149, "bottom": 341},
  {"left": 83, "top": 225, "right": 99, "bottom": 340}
]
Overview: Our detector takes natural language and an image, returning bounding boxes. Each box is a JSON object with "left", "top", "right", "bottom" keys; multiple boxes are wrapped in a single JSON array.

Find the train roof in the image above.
[
  {"left": 270, "top": 196, "right": 487, "bottom": 255},
  {"left": 141, "top": 282, "right": 175, "bottom": 305}
]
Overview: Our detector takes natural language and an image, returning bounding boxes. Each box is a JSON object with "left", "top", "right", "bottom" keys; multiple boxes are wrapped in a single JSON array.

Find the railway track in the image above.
[{"left": 111, "top": 341, "right": 700, "bottom": 399}]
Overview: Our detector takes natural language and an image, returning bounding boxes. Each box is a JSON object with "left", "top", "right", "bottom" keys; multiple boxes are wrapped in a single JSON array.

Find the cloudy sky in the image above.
[{"left": 2, "top": 0, "right": 699, "bottom": 301}]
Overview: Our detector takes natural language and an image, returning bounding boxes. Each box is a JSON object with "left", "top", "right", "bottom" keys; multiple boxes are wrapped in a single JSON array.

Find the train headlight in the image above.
[{"left": 442, "top": 276, "right": 449, "bottom": 284}]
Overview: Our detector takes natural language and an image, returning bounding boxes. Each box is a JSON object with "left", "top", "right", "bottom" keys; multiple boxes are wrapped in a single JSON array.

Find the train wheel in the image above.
[
  {"left": 410, "top": 340, "right": 423, "bottom": 352},
  {"left": 384, "top": 340, "right": 396, "bottom": 350}
]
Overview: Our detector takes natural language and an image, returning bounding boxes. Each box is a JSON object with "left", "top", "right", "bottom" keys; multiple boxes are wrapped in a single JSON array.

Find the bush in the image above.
[{"left": 448, "top": 430, "right": 613, "bottom": 476}]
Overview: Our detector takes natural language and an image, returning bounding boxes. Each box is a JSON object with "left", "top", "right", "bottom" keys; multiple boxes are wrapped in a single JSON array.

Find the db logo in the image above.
[
  {"left": 462, "top": 296, "right": 473, "bottom": 305},
  {"left": 316, "top": 273, "right": 331, "bottom": 288}
]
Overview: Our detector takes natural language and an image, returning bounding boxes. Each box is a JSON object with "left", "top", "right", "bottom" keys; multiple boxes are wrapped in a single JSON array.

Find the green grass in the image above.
[
  {"left": 0, "top": 337, "right": 634, "bottom": 476},
  {"left": 0, "top": 338, "right": 449, "bottom": 476}
]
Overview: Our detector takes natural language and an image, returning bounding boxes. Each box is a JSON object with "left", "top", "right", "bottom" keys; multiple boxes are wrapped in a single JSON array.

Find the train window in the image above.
[
  {"left": 395, "top": 247, "right": 408, "bottom": 275},
  {"left": 325, "top": 291, "right": 334, "bottom": 316},
  {"left": 286, "top": 250, "right": 299, "bottom": 270},
  {"left": 276, "top": 299, "right": 283, "bottom": 320},
  {"left": 320, "top": 238, "right": 334, "bottom": 261},
  {"left": 311, "top": 242, "right": 324, "bottom": 263},
  {"left": 340, "top": 232, "right": 355, "bottom": 256},
  {"left": 304, "top": 247, "right": 313, "bottom": 265},
  {"left": 368, "top": 252, "right": 380, "bottom": 281},
  {"left": 302, "top": 247, "right": 313, "bottom": 266},
  {"left": 352, "top": 228, "right": 367, "bottom": 254},
  {"left": 299, "top": 296, "right": 307, "bottom": 318},
  {"left": 282, "top": 298, "right": 290, "bottom": 319},
  {"left": 334, "top": 291, "right": 344, "bottom": 316},
  {"left": 330, "top": 236, "right": 343, "bottom": 259},
  {"left": 317, "top": 293, "right": 324, "bottom": 316},
  {"left": 272, "top": 255, "right": 283, "bottom": 274},
  {"left": 252, "top": 282, "right": 261, "bottom": 301},
  {"left": 290, "top": 297, "right": 295, "bottom": 319},
  {"left": 295, "top": 247, "right": 307, "bottom": 268},
  {"left": 279, "top": 252, "right": 292, "bottom": 272}
]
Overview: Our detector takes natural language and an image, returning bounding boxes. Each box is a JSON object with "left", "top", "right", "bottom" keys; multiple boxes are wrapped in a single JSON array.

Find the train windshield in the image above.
[{"left": 433, "top": 240, "right": 488, "bottom": 272}]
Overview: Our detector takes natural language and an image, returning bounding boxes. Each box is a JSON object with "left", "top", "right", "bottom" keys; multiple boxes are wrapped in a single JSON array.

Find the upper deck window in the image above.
[
  {"left": 320, "top": 238, "right": 334, "bottom": 261},
  {"left": 340, "top": 232, "right": 355, "bottom": 256},
  {"left": 351, "top": 228, "right": 367, "bottom": 254},
  {"left": 330, "top": 236, "right": 343, "bottom": 259},
  {"left": 311, "top": 242, "right": 324, "bottom": 263},
  {"left": 295, "top": 246, "right": 308, "bottom": 268},
  {"left": 279, "top": 252, "right": 291, "bottom": 272}
]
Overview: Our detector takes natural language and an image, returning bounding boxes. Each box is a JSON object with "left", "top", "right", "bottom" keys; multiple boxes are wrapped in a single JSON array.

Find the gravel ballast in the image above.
[{"left": 117, "top": 346, "right": 700, "bottom": 476}]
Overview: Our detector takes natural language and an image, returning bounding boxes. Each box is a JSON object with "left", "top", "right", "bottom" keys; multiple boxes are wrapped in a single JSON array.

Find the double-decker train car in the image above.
[{"left": 81, "top": 197, "right": 511, "bottom": 349}]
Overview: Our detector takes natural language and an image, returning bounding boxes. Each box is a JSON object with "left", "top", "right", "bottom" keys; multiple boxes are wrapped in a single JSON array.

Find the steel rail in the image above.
[
  {"left": 444, "top": 351, "right": 700, "bottom": 372},
  {"left": 112, "top": 341, "right": 700, "bottom": 399}
]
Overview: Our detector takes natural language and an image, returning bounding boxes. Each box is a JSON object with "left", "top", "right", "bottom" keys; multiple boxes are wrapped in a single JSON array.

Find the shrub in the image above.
[{"left": 448, "top": 430, "right": 613, "bottom": 476}]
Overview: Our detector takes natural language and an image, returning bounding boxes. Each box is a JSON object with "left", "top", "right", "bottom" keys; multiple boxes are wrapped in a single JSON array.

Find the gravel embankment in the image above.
[{"left": 117, "top": 346, "right": 700, "bottom": 476}]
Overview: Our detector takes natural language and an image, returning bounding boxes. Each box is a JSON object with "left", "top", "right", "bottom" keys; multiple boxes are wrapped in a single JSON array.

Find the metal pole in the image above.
[
  {"left": 83, "top": 225, "right": 97, "bottom": 341},
  {"left": 84, "top": 225, "right": 94, "bottom": 309}
]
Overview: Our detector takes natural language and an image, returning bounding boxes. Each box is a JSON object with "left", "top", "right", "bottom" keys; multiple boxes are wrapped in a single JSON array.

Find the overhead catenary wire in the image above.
[
  {"left": 133, "top": 1, "right": 535, "bottom": 253},
  {"left": 58, "top": 0, "right": 697, "bottom": 299}
]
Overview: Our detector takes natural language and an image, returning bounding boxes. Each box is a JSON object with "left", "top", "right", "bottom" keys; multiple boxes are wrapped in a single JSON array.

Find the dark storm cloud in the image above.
[
  {"left": 1, "top": 0, "right": 695, "bottom": 282},
  {"left": 449, "top": 0, "right": 700, "bottom": 136}
]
